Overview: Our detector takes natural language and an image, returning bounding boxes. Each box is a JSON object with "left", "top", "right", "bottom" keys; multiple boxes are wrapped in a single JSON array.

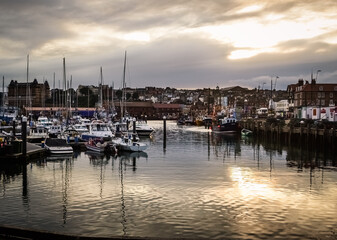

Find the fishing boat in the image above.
[
  {"left": 44, "top": 138, "right": 73, "bottom": 154},
  {"left": 211, "top": 117, "right": 239, "bottom": 133},
  {"left": 241, "top": 128, "right": 253, "bottom": 136}
]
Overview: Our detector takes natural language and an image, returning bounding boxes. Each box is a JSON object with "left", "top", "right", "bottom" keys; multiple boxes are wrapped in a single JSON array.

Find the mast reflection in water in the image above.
[{"left": 0, "top": 120, "right": 336, "bottom": 239}]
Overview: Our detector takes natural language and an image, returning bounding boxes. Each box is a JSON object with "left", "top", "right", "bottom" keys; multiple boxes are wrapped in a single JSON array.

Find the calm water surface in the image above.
[{"left": 1, "top": 120, "right": 337, "bottom": 239}]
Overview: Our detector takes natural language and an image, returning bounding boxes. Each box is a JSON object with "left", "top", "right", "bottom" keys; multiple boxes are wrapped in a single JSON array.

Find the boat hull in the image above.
[
  {"left": 136, "top": 129, "right": 153, "bottom": 136},
  {"left": 44, "top": 138, "right": 74, "bottom": 154},
  {"left": 85, "top": 143, "right": 106, "bottom": 153},
  {"left": 81, "top": 134, "right": 112, "bottom": 142},
  {"left": 112, "top": 138, "right": 147, "bottom": 152},
  {"left": 45, "top": 146, "right": 74, "bottom": 154},
  {"left": 212, "top": 123, "right": 239, "bottom": 133}
]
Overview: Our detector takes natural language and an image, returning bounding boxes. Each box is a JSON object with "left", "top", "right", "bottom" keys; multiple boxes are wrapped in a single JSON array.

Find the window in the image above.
[
  {"left": 319, "top": 86, "right": 324, "bottom": 91},
  {"left": 330, "top": 92, "right": 334, "bottom": 98}
]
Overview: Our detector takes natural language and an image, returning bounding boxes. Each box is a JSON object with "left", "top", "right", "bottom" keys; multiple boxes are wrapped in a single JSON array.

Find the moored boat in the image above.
[
  {"left": 28, "top": 126, "right": 49, "bottom": 143},
  {"left": 85, "top": 138, "right": 117, "bottom": 153},
  {"left": 135, "top": 121, "right": 154, "bottom": 136},
  {"left": 112, "top": 135, "right": 147, "bottom": 152},
  {"left": 81, "top": 120, "right": 114, "bottom": 141},
  {"left": 44, "top": 138, "right": 73, "bottom": 154},
  {"left": 212, "top": 117, "right": 239, "bottom": 133}
]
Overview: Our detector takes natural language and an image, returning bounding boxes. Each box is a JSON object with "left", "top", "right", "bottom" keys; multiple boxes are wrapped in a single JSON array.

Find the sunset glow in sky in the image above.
[{"left": 1, "top": 0, "right": 337, "bottom": 90}]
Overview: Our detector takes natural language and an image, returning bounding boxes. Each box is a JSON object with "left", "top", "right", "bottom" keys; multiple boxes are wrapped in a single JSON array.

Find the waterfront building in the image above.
[
  {"left": 288, "top": 79, "right": 337, "bottom": 121},
  {"left": 274, "top": 100, "right": 289, "bottom": 117},
  {"left": 7, "top": 79, "right": 51, "bottom": 110}
]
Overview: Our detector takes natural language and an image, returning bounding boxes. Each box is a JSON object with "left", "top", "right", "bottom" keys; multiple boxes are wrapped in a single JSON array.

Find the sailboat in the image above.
[{"left": 112, "top": 51, "right": 147, "bottom": 152}]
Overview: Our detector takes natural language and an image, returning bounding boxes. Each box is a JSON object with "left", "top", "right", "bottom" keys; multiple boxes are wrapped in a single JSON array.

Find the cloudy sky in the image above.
[{"left": 1, "top": 0, "right": 337, "bottom": 90}]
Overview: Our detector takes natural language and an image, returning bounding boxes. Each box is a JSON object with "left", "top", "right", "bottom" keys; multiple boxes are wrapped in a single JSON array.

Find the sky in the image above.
[{"left": 1, "top": 0, "right": 337, "bottom": 91}]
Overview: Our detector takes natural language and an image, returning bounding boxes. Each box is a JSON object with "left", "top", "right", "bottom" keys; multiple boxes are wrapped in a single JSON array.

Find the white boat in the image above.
[
  {"left": 85, "top": 138, "right": 116, "bottom": 153},
  {"left": 72, "top": 123, "right": 89, "bottom": 134},
  {"left": 44, "top": 138, "right": 73, "bottom": 154},
  {"left": 48, "top": 124, "right": 63, "bottom": 137},
  {"left": 112, "top": 135, "right": 148, "bottom": 152},
  {"left": 28, "top": 126, "right": 49, "bottom": 143},
  {"left": 81, "top": 120, "right": 114, "bottom": 141},
  {"left": 36, "top": 116, "right": 53, "bottom": 130},
  {"left": 135, "top": 121, "right": 154, "bottom": 136}
]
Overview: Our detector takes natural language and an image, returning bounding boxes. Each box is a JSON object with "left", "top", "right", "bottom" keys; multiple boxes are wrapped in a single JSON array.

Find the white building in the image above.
[{"left": 274, "top": 100, "right": 289, "bottom": 117}]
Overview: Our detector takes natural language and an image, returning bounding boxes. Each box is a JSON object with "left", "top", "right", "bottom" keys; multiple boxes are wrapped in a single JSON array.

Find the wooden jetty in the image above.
[{"left": 0, "top": 142, "right": 46, "bottom": 162}]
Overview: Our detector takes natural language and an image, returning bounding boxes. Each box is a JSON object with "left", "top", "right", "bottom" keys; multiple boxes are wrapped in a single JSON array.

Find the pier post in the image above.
[
  {"left": 12, "top": 119, "right": 16, "bottom": 141},
  {"left": 307, "top": 124, "right": 310, "bottom": 149},
  {"left": 163, "top": 116, "right": 166, "bottom": 149},
  {"left": 288, "top": 125, "right": 293, "bottom": 146},
  {"left": 22, "top": 116, "right": 27, "bottom": 157},
  {"left": 133, "top": 117, "right": 136, "bottom": 141}
]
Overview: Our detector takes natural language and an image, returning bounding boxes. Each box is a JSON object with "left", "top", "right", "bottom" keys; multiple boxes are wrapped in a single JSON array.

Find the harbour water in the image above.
[{"left": 1, "top": 120, "right": 337, "bottom": 239}]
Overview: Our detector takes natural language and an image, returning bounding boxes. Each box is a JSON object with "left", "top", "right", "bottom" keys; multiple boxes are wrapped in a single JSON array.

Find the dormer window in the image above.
[{"left": 319, "top": 86, "right": 323, "bottom": 91}]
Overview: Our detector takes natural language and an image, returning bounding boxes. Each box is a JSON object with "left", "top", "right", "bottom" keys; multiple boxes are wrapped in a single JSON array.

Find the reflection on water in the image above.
[{"left": 0, "top": 120, "right": 337, "bottom": 239}]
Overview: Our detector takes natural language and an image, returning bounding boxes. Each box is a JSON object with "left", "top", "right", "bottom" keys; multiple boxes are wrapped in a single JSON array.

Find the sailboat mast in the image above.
[
  {"left": 121, "top": 51, "right": 127, "bottom": 120},
  {"left": 2, "top": 76, "right": 4, "bottom": 108},
  {"left": 87, "top": 87, "right": 89, "bottom": 117},
  {"left": 107, "top": 83, "right": 109, "bottom": 113},
  {"left": 63, "top": 57, "right": 66, "bottom": 112},
  {"left": 100, "top": 66, "right": 103, "bottom": 108},
  {"left": 70, "top": 75, "right": 72, "bottom": 118},
  {"left": 26, "top": 54, "right": 29, "bottom": 116},
  {"left": 111, "top": 81, "right": 115, "bottom": 113},
  {"left": 53, "top": 72, "right": 55, "bottom": 110}
]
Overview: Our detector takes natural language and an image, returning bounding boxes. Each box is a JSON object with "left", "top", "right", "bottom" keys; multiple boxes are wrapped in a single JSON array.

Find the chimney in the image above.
[
  {"left": 311, "top": 79, "right": 316, "bottom": 85},
  {"left": 298, "top": 79, "right": 304, "bottom": 86}
]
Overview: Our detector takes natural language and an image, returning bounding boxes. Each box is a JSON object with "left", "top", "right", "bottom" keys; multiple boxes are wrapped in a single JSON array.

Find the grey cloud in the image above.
[{"left": 0, "top": 0, "right": 336, "bottom": 92}]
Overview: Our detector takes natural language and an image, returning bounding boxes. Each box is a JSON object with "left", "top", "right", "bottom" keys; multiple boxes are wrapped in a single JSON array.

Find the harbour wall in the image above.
[{"left": 239, "top": 119, "right": 337, "bottom": 153}]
